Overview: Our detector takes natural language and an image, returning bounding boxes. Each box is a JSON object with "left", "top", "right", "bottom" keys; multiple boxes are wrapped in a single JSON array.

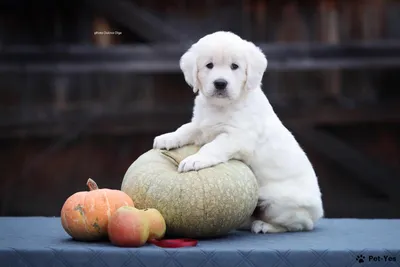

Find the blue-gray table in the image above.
[{"left": 0, "top": 217, "right": 399, "bottom": 267}]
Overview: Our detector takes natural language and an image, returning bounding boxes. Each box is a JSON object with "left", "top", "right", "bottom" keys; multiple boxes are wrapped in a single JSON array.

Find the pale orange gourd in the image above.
[{"left": 61, "top": 178, "right": 134, "bottom": 241}]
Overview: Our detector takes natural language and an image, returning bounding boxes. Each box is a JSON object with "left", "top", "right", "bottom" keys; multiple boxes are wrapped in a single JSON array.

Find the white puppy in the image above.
[{"left": 153, "top": 31, "right": 324, "bottom": 233}]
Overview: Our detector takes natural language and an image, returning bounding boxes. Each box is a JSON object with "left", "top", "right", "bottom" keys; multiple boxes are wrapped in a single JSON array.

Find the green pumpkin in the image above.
[{"left": 121, "top": 145, "right": 258, "bottom": 238}]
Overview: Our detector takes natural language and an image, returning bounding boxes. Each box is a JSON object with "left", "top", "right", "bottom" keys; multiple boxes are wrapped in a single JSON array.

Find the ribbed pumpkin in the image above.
[
  {"left": 121, "top": 145, "right": 259, "bottom": 238},
  {"left": 61, "top": 178, "right": 134, "bottom": 241}
]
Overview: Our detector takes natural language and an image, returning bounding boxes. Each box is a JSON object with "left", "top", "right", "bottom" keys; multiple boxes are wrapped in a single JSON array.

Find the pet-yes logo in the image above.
[{"left": 355, "top": 254, "right": 396, "bottom": 264}]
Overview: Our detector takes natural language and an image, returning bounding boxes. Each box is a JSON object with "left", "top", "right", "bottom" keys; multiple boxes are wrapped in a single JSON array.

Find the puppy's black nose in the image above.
[{"left": 213, "top": 79, "right": 228, "bottom": 90}]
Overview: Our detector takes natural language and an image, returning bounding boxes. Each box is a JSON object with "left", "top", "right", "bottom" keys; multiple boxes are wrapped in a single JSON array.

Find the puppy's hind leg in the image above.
[
  {"left": 255, "top": 204, "right": 316, "bottom": 234},
  {"left": 238, "top": 216, "right": 287, "bottom": 234},
  {"left": 251, "top": 220, "right": 287, "bottom": 234}
]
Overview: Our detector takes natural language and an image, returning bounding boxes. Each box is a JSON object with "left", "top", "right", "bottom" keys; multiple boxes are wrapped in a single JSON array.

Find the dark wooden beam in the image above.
[
  {"left": 84, "top": 0, "right": 188, "bottom": 42},
  {"left": 1, "top": 41, "right": 400, "bottom": 73},
  {"left": 4, "top": 41, "right": 400, "bottom": 60},
  {"left": 2, "top": 58, "right": 400, "bottom": 73},
  {"left": 0, "top": 111, "right": 192, "bottom": 138},
  {"left": 1, "top": 102, "right": 399, "bottom": 127},
  {"left": 277, "top": 102, "right": 400, "bottom": 126},
  {"left": 0, "top": 103, "right": 399, "bottom": 137},
  {"left": 289, "top": 125, "right": 400, "bottom": 203}
]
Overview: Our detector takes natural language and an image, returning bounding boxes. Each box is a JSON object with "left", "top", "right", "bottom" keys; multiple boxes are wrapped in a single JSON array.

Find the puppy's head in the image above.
[{"left": 180, "top": 31, "right": 267, "bottom": 105}]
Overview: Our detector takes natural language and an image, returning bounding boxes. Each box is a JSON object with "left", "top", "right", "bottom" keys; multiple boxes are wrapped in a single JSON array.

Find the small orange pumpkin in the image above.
[{"left": 61, "top": 178, "right": 134, "bottom": 241}]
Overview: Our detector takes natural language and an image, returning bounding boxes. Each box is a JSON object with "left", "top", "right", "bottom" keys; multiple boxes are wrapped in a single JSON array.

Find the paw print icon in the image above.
[{"left": 356, "top": 255, "right": 366, "bottom": 263}]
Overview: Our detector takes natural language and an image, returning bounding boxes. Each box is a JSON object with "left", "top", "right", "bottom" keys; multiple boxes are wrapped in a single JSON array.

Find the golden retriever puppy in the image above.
[{"left": 153, "top": 31, "right": 324, "bottom": 233}]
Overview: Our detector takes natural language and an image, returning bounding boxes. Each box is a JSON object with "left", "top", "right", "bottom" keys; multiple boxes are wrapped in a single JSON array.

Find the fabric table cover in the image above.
[{"left": 1, "top": 217, "right": 399, "bottom": 267}]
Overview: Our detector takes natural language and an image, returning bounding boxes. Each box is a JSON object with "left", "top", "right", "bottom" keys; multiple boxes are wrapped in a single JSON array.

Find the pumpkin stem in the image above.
[{"left": 87, "top": 178, "right": 99, "bottom": 191}]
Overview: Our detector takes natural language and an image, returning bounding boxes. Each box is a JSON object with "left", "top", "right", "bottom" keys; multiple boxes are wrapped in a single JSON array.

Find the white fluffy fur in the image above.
[{"left": 153, "top": 31, "right": 324, "bottom": 233}]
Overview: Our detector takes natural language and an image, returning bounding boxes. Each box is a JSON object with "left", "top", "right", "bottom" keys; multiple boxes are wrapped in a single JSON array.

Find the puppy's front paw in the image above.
[
  {"left": 178, "top": 154, "right": 217, "bottom": 172},
  {"left": 153, "top": 132, "right": 182, "bottom": 150}
]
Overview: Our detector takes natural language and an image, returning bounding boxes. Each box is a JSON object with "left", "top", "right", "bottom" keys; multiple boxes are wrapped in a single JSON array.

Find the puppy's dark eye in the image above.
[
  {"left": 231, "top": 63, "right": 239, "bottom": 70},
  {"left": 206, "top": 63, "right": 214, "bottom": 69}
]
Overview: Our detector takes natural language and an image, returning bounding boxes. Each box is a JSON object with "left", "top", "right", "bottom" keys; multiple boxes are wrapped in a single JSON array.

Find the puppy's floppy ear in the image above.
[
  {"left": 245, "top": 41, "right": 268, "bottom": 90},
  {"left": 180, "top": 48, "right": 199, "bottom": 93}
]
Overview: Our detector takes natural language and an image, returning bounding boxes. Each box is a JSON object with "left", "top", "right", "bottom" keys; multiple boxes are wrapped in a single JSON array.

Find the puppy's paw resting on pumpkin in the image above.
[
  {"left": 153, "top": 132, "right": 183, "bottom": 150},
  {"left": 251, "top": 220, "right": 287, "bottom": 234},
  {"left": 178, "top": 154, "right": 218, "bottom": 172}
]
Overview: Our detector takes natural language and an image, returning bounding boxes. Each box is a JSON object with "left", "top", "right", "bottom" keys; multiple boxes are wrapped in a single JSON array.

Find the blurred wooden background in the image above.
[{"left": 0, "top": 0, "right": 399, "bottom": 218}]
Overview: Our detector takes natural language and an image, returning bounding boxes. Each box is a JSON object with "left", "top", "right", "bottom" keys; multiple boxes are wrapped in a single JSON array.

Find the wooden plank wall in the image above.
[{"left": 0, "top": 0, "right": 399, "bottom": 218}]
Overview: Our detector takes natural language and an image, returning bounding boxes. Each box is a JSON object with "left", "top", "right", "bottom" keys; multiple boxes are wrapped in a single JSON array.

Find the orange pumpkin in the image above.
[{"left": 61, "top": 178, "right": 134, "bottom": 241}]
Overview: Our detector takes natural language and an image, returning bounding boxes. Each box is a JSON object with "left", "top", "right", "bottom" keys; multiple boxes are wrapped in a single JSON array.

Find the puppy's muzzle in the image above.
[{"left": 213, "top": 79, "right": 228, "bottom": 90}]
